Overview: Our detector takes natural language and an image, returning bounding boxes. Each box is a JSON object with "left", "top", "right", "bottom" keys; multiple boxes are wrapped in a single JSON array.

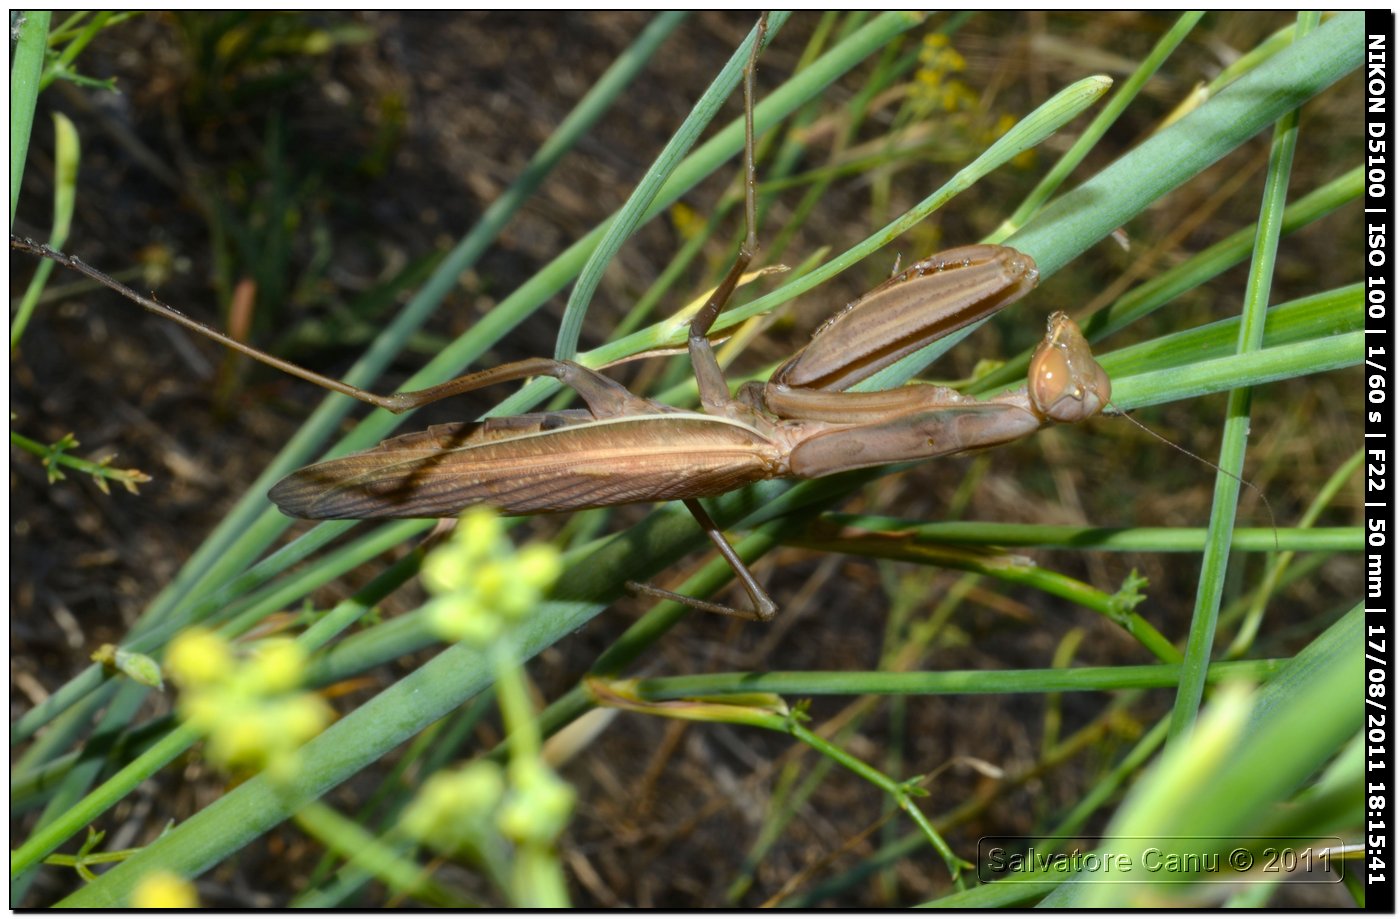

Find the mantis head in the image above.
[{"left": 1028, "top": 312, "right": 1111, "bottom": 423}]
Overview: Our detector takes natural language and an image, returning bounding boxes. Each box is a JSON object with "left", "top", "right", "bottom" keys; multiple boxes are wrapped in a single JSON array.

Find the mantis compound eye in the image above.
[{"left": 1028, "top": 312, "right": 1111, "bottom": 423}]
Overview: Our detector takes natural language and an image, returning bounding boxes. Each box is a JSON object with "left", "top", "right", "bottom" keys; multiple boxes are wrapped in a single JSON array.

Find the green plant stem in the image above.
[
  {"left": 9, "top": 430, "right": 146, "bottom": 490},
  {"left": 1225, "top": 448, "right": 1364, "bottom": 657},
  {"left": 11, "top": 110, "right": 78, "bottom": 347},
  {"left": 626, "top": 659, "right": 1281, "bottom": 699},
  {"left": 293, "top": 801, "right": 464, "bottom": 907},
  {"left": 39, "top": 11, "right": 119, "bottom": 90},
  {"left": 1168, "top": 12, "right": 1313, "bottom": 745},
  {"left": 809, "top": 516, "right": 1358, "bottom": 553},
  {"left": 787, "top": 719, "right": 970, "bottom": 885},
  {"left": 781, "top": 529, "right": 1179, "bottom": 663}
]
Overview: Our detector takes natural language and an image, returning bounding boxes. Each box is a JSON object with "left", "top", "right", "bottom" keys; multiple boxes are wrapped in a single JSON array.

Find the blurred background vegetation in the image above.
[{"left": 11, "top": 12, "right": 1362, "bottom": 907}]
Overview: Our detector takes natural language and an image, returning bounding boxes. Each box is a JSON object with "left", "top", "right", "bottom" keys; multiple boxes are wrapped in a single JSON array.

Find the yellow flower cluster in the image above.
[
  {"left": 421, "top": 508, "right": 563, "bottom": 645},
  {"left": 914, "top": 34, "right": 973, "bottom": 113},
  {"left": 912, "top": 33, "right": 1037, "bottom": 170},
  {"left": 165, "top": 629, "right": 332, "bottom": 783},
  {"left": 401, "top": 757, "right": 574, "bottom": 857}
]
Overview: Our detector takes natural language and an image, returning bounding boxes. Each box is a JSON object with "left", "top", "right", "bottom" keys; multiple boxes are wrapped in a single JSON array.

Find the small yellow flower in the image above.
[
  {"left": 474, "top": 560, "right": 508, "bottom": 604},
  {"left": 277, "top": 694, "right": 335, "bottom": 743},
  {"left": 165, "top": 628, "right": 234, "bottom": 689},
  {"left": 941, "top": 81, "right": 979, "bottom": 114},
  {"left": 669, "top": 201, "right": 705, "bottom": 242},
  {"left": 915, "top": 33, "right": 967, "bottom": 105},
  {"left": 207, "top": 713, "right": 271, "bottom": 770},
  {"left": 130, "top": 870, "right": 199, "bottom": 908},
  {"left": 517, "top": 544, "right": 564, "bottom": 592},
  {"left": 180, "top": 693, "right": 232, "bottom": 733},
  {"left": 242, "top": 638, "right": 308, "bottom": 694},
  {"left": 426, "top": 594, "right": 501, "bottom": 645},
  {"left": 168, "top": 628, "right": 330, "bottom": 781},
  {"left": 939, "top": 46, "right": 966, "bottom": 73},
  {"left": 422, "top": 544, "right": 471, "bottom": 595},
  {"left": 459, "top": 507, "right": 505, "bottom": 556},
  {"left": 920, "top": 32, "right": 951, "bottom": 59}
]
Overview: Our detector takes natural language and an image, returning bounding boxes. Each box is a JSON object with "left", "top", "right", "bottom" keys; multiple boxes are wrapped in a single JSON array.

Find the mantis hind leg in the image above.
[
  {"left": 625, "top": 499, "right": 777, "bottom": 621},
  {"left": 6, "top": 238, "right": 654, "bottom": 420}
]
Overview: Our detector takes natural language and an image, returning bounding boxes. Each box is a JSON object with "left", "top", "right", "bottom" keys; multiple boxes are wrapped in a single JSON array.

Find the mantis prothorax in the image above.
[{"left": 11, "top": 14, "right": 1110, "bottom": 621}]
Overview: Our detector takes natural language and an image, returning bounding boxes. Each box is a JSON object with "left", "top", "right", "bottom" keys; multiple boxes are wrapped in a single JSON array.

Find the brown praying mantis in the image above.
[
  {"left": 263, "top": 246, "right": 1109, "bottom": 622},
  {"left": 10, "top": 15, "right": 1111, "bottom": 621}
]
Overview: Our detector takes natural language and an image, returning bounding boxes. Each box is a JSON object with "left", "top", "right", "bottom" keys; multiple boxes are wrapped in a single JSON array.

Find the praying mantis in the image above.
[
  {"left": 260, "top": 247, "right": 1109, "bottom": 620},
  {"left": 11, "top": 233, "right": 1109, "bottom": 620},
  {"left": 11, "top": 14, "right": 1111, "bottom": 621}
]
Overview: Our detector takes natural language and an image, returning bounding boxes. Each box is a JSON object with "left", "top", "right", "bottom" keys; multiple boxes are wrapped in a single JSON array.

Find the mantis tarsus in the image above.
[{"left": 11, "top": 15, "right": 1111, "bottom": 621}]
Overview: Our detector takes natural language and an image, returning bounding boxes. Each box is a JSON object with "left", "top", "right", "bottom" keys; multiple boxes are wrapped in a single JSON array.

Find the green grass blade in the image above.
[
  {"left": 1053, "top": 603, "right": 1361, "bottom": 906},
  {"left": 996, "top": 11, "right": 1203, "bottom": 235},
  {"left": 626, "top": 659, "right": 1283, "bottom": 699},
  {"left": 1007, "top": 12, "right": 1359, "bottom": 278},
  {"left": 9, "top": 10, "right": 50, "bottom": 225},
  {"left": 1168, "top": 11, "right": 1315, "bottom": 745},
  {"left": 975, "top": 165, "right": 1362, "bottom": 393},
  {"left": 553, "top": 13, "right": 786, "bottom": 361}
]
